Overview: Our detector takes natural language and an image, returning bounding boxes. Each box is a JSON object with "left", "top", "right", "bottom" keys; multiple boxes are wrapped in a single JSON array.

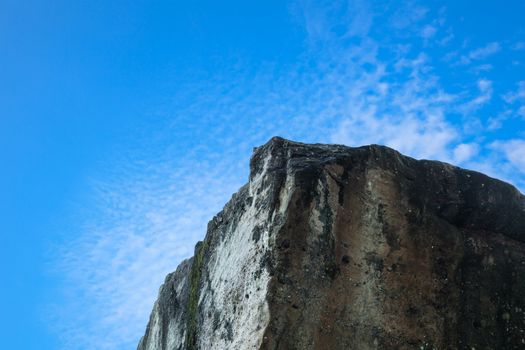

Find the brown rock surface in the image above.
[{"left": 139, "top": 137, "right": 525, "bottom": 350}]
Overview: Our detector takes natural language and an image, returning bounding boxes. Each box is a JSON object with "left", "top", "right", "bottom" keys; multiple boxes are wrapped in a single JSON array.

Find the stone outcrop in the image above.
[{"left": 138, "top": 137, "right": 525, "bottom": 350}]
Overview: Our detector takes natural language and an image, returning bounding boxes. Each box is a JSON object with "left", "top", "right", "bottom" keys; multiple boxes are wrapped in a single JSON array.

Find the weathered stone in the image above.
[{"left": 138, "top": 137, "right": 525, "bottom": 350}]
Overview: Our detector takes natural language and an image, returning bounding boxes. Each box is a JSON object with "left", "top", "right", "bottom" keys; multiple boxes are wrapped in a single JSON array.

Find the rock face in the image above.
[{"left": 137, "top": 137, "right": 525, "bottom": 350}]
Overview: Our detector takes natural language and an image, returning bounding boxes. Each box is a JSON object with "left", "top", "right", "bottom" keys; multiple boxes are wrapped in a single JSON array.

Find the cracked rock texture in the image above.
[{"left": 138, "top": 137, "right": 525, "bottom": 350}]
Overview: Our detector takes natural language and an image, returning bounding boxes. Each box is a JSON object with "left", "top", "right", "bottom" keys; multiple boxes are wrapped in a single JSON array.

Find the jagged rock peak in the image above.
[{"left": 138, "top": 137, "right": 525, "bottom": 350}]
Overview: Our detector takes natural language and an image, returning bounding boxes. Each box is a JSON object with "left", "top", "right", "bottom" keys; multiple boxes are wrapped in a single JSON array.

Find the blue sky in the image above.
[{"left": 1, "top": 1, "right": 524, "bottom": 349}]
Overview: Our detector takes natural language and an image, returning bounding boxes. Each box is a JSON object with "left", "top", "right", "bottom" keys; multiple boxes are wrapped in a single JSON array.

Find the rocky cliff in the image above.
[{"left": 137, "top": 137, "right": 525, "bottom": 350}]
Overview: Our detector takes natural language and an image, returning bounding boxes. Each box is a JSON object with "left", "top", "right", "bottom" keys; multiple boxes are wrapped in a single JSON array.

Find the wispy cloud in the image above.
[
  {"left": 503, "top": 81, "right": 525, "bottom": 104},
  {"left": 421, "top": 25, "right": 437, "bottom": 39},
  {"left": 512, "top": 41, "right": 525, "bottom": 51},
  {"left": 52, "top": 152, "right": 247, "bottom": 349},
  {"left": 490, "top": 139, "right": 525, "bottom": 171},
  {"left": 457, "top": 79, "right": 493, "bottom": 115},
  {"left": 501, "top": 81, "right": 525, "bottom": 120},
  {"left": 328, "top": 51, "right": 461, "bottom": 161},
  {"left": 452, "top": 143, "right": 479, "bottom": 163},
  {"left": 459, "top": 42, "right": 501, "bottom": 65}
]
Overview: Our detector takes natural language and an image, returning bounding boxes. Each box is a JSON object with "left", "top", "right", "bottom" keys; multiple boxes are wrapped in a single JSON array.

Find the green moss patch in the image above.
[{"left": 185, "top": 240, "right": 208, "bottom": 350}]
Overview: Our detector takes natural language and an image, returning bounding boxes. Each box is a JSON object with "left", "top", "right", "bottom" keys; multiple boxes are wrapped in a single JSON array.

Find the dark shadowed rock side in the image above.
[{"left": 137, "top": 137, "right": 525, "bottom": 350}]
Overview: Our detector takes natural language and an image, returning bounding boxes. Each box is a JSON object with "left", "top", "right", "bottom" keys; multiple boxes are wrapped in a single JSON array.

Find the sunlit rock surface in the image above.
[{"left": 138, "top": 137, "right": 525, "bottom": 350}]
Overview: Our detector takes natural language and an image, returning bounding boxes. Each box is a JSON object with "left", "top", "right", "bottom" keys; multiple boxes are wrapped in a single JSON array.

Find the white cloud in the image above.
[
  {"left": 421, "top": 25, "right": 437, "bottom": 39},
  {"left": 519, "top": 106, "right": 525, "bottom": 118},
  {"left": 487, "top": 110, "right": 512, "bottom": 130},
  {"left": 329, "top": 52, "right": 459, "bottom": 161},
  {"left": 469, "top": 42, "right": 501, "bottom": 59},
  {"left": 491, "top": 139, "right": 525, "bottom": 173},
  {"left": 292, "top": 0, "right": 373, "bottom": 43},
  {"left": 453, "top": 143, "right": 479, "bottom": 163},
  {"left": 502, "top": 81, "right": 525, "bottom": 121},
  {"left": 389, "top": 5, "right": 428, "bottom": 29},
  {"left": 503, "top": 81, "right": 525, "bottom": 104},
  {"left": 437, "top": 30, "right": 454, "bottom": 46},
  {"left": 470, "top": 63, "right": 493, "bottom": 73},
  {"left": 52, "top": 154, "right": 247, "bottom": 349},
  {"left": 459, "top": 42, "right": 501, "bottom": 65},
  {"left": 332, "top": 114, "right": 458, "bottom": 161},
  {"left": 457, "top": 79, "right": 493, "bottom": 114},
  {"left": 513, "top": 41, "right": 525, "bottom": 50},
  {"left": 475, "top": 79, "right": 493, "bottom": 103}
]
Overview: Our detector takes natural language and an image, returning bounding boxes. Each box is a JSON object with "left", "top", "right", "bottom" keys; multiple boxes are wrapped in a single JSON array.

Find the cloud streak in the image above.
[{"left": 459, "top": 42, "right": 501, "bottom": 65}]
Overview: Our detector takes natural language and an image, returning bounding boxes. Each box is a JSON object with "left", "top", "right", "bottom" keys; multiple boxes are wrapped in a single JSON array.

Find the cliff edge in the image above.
[{"left": 138, "top": 137, "right": 525, "bottom": 350}]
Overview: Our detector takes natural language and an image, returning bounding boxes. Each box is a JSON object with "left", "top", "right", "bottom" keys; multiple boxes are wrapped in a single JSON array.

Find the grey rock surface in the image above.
[{"left": 138, "top": 137, "right": 525, "bottom": 350}]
